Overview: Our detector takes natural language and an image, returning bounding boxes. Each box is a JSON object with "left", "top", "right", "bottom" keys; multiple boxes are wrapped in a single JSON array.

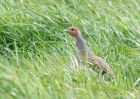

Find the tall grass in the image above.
[{"left": 0, "top": 0, "right": 140, "bottom": 98}]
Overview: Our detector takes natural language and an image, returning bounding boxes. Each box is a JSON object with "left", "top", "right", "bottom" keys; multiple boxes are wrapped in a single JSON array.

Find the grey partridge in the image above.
[{"left": 64, "top": 27, "right": 113, "bottom": 75}]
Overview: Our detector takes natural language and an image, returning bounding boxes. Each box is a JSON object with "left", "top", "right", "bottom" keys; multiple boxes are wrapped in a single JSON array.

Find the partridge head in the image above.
[{"left": 64, "top": 27, "right": 81, "bottom": 38}]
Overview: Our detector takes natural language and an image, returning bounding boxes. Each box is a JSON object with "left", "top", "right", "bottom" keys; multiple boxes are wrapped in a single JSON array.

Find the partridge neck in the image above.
[
  {"left": 75, "top": 35, "right": 84, "bottom": 44},
  {"left": 75, "top": 34, "right": 87, "bottom": 52}
]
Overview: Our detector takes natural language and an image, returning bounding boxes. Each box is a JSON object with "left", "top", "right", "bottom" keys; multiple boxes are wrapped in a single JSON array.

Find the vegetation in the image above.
[{"left": 0, "top": 0, "right": 140, "bottom": 98}]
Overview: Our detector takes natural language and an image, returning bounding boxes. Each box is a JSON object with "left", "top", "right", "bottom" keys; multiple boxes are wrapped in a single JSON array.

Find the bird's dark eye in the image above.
[{"left": 71, "top": 29, "right": 75, "bottom": 31}]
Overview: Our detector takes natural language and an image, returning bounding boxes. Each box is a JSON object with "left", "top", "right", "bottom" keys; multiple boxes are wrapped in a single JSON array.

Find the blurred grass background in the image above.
[{"left": 0, "top": 0, "right": 140, "bottom": 98}]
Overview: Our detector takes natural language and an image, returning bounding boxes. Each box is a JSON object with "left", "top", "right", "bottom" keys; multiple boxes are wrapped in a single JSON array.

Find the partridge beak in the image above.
[{"left": 64, "top": 29, "right": 67, "bottom": 32}]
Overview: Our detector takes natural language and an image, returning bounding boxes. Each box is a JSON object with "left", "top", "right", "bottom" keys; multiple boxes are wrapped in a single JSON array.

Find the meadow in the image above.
[{"left": 0, "top": 0, "right": 140, "bottom": 98}]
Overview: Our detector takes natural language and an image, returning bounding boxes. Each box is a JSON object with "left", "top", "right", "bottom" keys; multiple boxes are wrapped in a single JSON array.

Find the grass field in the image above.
[{"left": 0, "top": 0, "right": 140, "bottom": 99}]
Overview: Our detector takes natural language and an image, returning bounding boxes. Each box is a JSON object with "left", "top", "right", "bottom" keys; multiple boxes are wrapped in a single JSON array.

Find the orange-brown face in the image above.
[{"left": 65, "top": 27, "right": 80, "bottom": 37}]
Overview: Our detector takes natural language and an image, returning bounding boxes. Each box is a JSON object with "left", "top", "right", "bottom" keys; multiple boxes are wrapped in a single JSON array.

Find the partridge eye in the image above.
[{"left": 71, "top": 29, "right": 75, "bottom": 31}]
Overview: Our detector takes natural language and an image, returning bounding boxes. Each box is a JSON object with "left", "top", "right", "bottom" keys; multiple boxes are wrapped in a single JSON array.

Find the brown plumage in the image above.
[{"left": 64, "top": 27, "right": 113, "bottom": 75}]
